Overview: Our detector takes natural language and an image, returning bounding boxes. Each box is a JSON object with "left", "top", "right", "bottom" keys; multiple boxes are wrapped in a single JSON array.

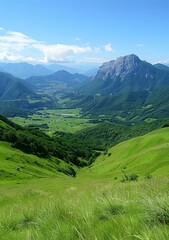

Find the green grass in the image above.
[
  {"left": 10, "top": 109, "right": 94, "bottom": 134},
  {"left": 87, "top": 127, "right": 169, "bottom": 179},
  {"left": 0, "top": 177, "right": 169, "bottom": 239},
  {"left": 0, "top": 127, "right": 169, "bottom": 239},
  {"left": 0, "top": 141, "right": 73, "bottom": 180}
]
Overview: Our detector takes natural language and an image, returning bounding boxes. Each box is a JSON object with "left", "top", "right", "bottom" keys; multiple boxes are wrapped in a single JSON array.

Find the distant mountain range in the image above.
[
  {"left": 0, "top": 62, "right": 54, "bottom": 79},
  {"left": 1, "top": 54, "right": 169, "bottom": 120},
  {"left": 45, "top": 63, "right": 78, "bottom": 74},
  {"left": 0, "top": 62, "right": 98, "bottom": 79}
]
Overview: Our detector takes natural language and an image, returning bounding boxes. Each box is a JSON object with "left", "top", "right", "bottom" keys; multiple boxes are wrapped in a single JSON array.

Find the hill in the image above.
[
  {"left": 45, "top": 63, "right": 78, "bottom": 74},
  {"left": 0, "top": 141, "right": 72, "bottom": 180},
  {"left": 0, "top": 114, "right": 101, "bottom": 179},
  {"left": 89, "top": 127, "right": 169, "bottom": 178},
  {"left": 0, "top": 72, "right": 33, "bottom": 100},
  {"left": 26, "top": 70, "right": 88, "bottom": 94},
  {"left": 0, "top": 72, "right": 37, "bottom": 117}
]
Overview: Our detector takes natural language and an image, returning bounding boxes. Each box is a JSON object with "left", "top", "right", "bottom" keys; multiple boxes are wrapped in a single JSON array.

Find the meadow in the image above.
[
  {"left": 0, "top": 176, "right": 169, "bottom": 240},
  {"left": 10, "top": 109, "right": 94, "bottom": 134},
  {"left": 0, "top": 127, "right": 169, "bottom": 239}
]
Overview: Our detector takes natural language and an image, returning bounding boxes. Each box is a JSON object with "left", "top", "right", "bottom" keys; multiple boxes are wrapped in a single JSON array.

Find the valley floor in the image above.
[{"left": 0, "top": 175, "right": 169, "bottom": 240}]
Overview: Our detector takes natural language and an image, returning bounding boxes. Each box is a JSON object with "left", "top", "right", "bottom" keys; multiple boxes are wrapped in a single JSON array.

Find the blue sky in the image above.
[{"left": 0, "top": 0, "right": 169, "bottom": 68}]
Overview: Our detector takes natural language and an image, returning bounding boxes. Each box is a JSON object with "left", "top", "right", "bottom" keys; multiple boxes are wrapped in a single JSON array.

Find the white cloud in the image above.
[
  {"left": 0, "top": 31, "right": 36, "bottom": 46},
  {"left": 34, "top": 43, "right": 92, "bottom": 63},
  {"left": 104, "top": 43, "right": 114, "bottom": 52},
  {"left": 155, "top": 59, "right": 169, "bottom": 64},
  {"left": 0, "top": 28, "right": 93, "bottom": 63}
]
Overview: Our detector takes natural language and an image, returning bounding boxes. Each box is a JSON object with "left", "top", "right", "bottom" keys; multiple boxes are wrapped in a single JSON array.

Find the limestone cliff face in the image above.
[
  {"left": 87, "top": 54, "right": 169, "bottom": 95},
  {"left": 93, "top": 54, "right": 145, "bottom": 81}
]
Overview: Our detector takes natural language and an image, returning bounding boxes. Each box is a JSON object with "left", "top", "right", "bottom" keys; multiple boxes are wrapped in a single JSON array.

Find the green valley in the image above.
[
  {"left": 1, "top": 54, "right": 169, "bottom": 239},
  {"left": 0, "top": 124, "right": 169, "bottom": 239}
]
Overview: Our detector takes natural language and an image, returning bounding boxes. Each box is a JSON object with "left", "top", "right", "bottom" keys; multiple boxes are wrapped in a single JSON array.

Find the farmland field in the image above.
[{"left": 10, "top": 108, "right": 95, "bottom": 134}]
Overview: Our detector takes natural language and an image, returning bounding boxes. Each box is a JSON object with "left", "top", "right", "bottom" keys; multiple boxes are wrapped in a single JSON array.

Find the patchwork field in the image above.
[{"left": 10, "top": 109, "right": 95, "bottom": 134}]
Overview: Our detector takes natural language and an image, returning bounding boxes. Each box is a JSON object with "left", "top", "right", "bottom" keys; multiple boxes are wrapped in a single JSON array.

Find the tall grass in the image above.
[{"left": 0, "top": 177, "right": 169, "bottom": 239}]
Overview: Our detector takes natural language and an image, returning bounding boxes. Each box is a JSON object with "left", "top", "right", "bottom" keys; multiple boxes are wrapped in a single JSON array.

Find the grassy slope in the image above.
[
  {"left": 0, "top": 172, "right": 169, "bottom": 239},
  {"left": 0, "top": 128, "right": 169, "bottom": 239},
  {"left": 0, "top": 141, "right": 71, "bottom": 180},
  {"left": 86, "top": 127, "right": 169, "bottom": 179}
]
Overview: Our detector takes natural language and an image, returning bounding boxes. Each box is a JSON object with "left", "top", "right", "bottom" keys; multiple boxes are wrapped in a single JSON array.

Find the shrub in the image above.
[
  {"left": 145, "top": 173, "right": 153, "bottom": 180},
  {"left": 129, "top": 173, "right": 139, "bottom": 181},
  {"left": 121, "top": 173, "right": 139, "bottom": 182}
]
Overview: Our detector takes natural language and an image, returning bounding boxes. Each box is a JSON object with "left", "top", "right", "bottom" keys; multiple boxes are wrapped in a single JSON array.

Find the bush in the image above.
[
  {"left": 145, "top": 173, "right": 153, "bottom": 180},
  {"left": 121, "top": 173, "right": 139, "bottom": 182},
  {"left": 129, "top": 173, "right": 139, "bottom": 181}
]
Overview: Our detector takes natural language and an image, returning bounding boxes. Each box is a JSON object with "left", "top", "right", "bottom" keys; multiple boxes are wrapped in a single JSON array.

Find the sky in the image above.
[{"left": 0, "top": 0, "right": 169, "bottom": 69}]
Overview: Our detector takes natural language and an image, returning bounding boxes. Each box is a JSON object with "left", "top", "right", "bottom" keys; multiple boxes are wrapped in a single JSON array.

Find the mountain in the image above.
[
  {"left": 0, "top": 72, "right": 37, "bottom": 117},
  {"left": 0, "top": 72, "right": 33, "bottom": 100},
  {"left": 45, "top": 63, "right": 78, "bottom": 74},
  {"left": 84, "top": 68, "right": 98, "bottom": 77},
  {"left": 154, "top": 63, "right": 169, "bottom": 72},
  {"left": 0, "top": 62, "right": 53, "bottom": 78},
  {"left": 26, "top": 70, "right": 88, "bottom": 93},
  {"left": 70, "top": 54, "right": 169, "bottom": 120},
  {"left": 77, "top": 54, "right": 169, "bottom": 96}
]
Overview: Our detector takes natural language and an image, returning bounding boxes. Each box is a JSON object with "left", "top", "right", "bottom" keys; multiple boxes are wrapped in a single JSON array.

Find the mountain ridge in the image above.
[
  {"left": 77, "top": 54, "right": 169, "bottom": 96},
  {"left": 0, "top": 71, "right": 34, "bottom": 100}
]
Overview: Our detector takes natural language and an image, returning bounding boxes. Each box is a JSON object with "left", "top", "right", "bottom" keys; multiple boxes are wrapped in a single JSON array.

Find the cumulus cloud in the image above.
[
  {"left": 0, "top": 28, "right": 93, "bottom": 63},
  {"left": 35, "top": 43, "right": 92, "bottom": 63},
  {"left": 104, "top": 43, "right": 114, "bottom": 52}
]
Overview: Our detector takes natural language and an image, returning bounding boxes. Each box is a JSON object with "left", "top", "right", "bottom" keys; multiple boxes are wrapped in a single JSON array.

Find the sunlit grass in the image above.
[{"left": 0, "top": 177, "right": 169, "bottom": 239}]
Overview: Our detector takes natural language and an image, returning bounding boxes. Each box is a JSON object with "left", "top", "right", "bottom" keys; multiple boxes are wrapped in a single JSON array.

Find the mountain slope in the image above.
[
  {"left": 71, "top": 54, "right": 169, "bottom": 120},
  {"left": 26, "top": 70, "right": 88, "bottom": 94},
  {"left": 0, "top": 72, "right": 33, "bottom": 100},
  {"left": 154, "top": 63, "right": 169, "bottom": 72},
  {"left": 45, "top": 63, "right": 78, "bottom": 74},
  {"left": 89, "top": 127, "right": 169, "bottom": 178},
  {"left": 0, "top": 114, "right": 99, "bottom": 179},
  {"left": 0, "top": 141, "right": 68, "bottom": 180},
  {"left": 27, "top": 70, "right": 88, "bottom": 86},
  {"left": 77, "top": 54, "right": 169, "bottom": 96}
]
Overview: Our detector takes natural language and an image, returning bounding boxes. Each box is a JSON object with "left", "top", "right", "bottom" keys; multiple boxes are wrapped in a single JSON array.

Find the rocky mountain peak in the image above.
[{"left": 94, "top": 54, "right": 142, "bottom": 81}]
